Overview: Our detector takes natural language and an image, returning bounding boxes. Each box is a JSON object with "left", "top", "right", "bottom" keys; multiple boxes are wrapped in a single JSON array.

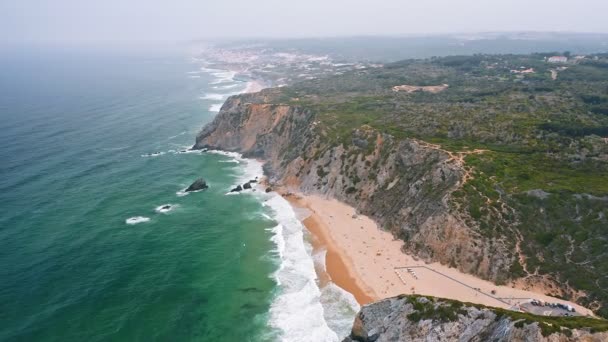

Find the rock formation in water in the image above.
[{"left": 185, "top": 178, "right": 208, "bottom": 192}]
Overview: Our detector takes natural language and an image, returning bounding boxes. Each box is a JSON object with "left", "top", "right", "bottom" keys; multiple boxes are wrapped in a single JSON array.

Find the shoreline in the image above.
[
  {"left": 283, "top": 192, "right": 595, "bottom": 316},
  {"left": 294, "top": 198, "right": 377, "bottom": 305},
  {"left": 198, "top": 58, "right": 595, "bottom": 318}
]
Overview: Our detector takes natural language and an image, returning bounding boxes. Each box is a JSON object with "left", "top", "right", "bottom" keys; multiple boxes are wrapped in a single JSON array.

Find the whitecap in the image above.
[
  {"left": 125, "top": 216, "right": 150, "bottom": 225},
  {"left": 209, "top": 103, "right": 222, "bottom": 112},
  {"left": 199, "top": 66, "right": 223, "bottom": 73},
  {"left": 167, "top": 131, "right": 187, "bottom": 140},
  {"left": 175, "top": 149, "right": 204, "bottom": 155},
  {"left": 155, "top": 204, "right": 177, "bottom": 214},
  {"left": 100, "top": 146, "right": 128, "bottom": 151},
  {"left": 141, "top": 151, "right": 165, "bottom": 158},
  {"left": 200, "top": 93, "right": 225, "bottom": 101},
  {"left": 213, "top": 83, "right": 241, "bottom": 90},
  {"left": 209, "top": 70, "right": 237, "bottom": 84}
]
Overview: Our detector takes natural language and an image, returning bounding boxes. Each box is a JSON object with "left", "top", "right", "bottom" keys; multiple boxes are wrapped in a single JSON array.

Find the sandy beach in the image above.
[{"left": 286, "top": 193, "right": 595, "bottom": 316}]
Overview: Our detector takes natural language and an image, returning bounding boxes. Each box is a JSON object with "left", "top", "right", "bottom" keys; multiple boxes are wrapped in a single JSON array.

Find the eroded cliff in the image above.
[{"left": 195, "top": 90, "right": 513, "bottom": 283}]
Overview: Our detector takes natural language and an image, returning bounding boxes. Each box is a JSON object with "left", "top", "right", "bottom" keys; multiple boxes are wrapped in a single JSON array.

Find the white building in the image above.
[{"left": 548, "top": 56, "right": 568, "bottom": 63}]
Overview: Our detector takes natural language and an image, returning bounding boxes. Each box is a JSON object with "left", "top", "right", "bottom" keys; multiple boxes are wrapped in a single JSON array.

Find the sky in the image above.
[{"left": 1, "top": 0, "right": 608, "bottom": 44}]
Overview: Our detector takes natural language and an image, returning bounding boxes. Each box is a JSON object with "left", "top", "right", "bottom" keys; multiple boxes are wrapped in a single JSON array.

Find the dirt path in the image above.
[{"left": 412, "top": 139, "right": 488, "bottom": 185}]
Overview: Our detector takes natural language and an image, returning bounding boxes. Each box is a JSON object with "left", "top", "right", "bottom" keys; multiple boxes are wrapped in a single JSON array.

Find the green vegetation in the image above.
[
  {"left": 401, "top": 295, "right": 608, "bottom": 336},
  {"left": 269, "top": 53, "right": 608, "bottom": 317},
  {"left": 404, "top": 295, "right": 466, "bottom": 323}
]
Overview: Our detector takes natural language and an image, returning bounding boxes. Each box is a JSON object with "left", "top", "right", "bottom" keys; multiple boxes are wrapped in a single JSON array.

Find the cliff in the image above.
[
  {"left": 343, "top": 295, "right": 608, "bottom": 342},
  {"left": 195, "top": 90, "right": 512, "bottom": 282},
  {"left": 195, "top": 54, "right": 608, "bottom": 317}
]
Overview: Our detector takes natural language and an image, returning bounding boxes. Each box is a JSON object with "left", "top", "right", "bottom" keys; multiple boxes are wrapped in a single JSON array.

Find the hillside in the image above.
[{"left": 195, "top": 53, "right": 608, "bottom": 317}]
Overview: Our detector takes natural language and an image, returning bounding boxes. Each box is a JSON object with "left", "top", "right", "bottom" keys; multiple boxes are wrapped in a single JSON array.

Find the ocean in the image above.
[{"left": 0, "top": 46, "right": 358, "bottom": 341}]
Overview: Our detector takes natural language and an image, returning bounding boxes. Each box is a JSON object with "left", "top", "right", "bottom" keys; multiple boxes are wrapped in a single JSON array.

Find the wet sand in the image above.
[{"left": 286, "top": 193, "right": 594, "bottom": 316}]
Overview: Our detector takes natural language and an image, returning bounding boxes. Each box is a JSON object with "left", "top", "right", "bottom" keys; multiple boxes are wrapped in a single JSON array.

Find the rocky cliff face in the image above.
[
  {"left": 343, "top": 295, "right": 608, "bottom": 342},
  {"left": 195, "top": 90, "right": 513, "bottom": 282}
]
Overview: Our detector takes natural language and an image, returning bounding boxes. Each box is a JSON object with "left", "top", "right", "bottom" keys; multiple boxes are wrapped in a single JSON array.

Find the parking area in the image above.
[{"left": 520, "top": 300, "right": 581, "bottom": 317}]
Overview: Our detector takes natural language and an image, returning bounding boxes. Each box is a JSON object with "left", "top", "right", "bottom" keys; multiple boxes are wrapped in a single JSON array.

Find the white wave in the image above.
[
  {"left": 155, "top": 204, "right": 177, "bottom": 214},
  {"left": 210, "top": 70, "right": 236, "bottom": 84},
  {"left": 177, "top": 186, "right": 208, "bottom": 196},
  {"left": 319, "top": 283, "right": 360, "bottom": 338},
  {"left": 207, "top": 150, "right": 242, "bottom": 158},
  {"left": 207, "top": 151, "right": 263, "bottom": 194},
  {"left": 175, "top": 149, "right": 203, "bottom": 155},
  {"left": 206, "top": 149, "right": 356, "bottom": 340},
  {"left": 200, "top": 93, "right": 225, "bottom": 101},
  {"left": 312, "top": 248, "right": 328, "bottom": 273},
  {"left": 213, "top": 83, "right": 241, "bottom": 90},
  {"left": 167, "top": 131, "right": 187, "bottom": 140},
  {"left": 188, "top": 75, "right": 201, "bottom": 78},
  {"left": 141, "top": 151, "right": 166, "bottom": 158},
  {"left": 199, "top": 66, "right": 224, "bottom": 73},
  {"left": 265, "top": 194, "right": 340, "bottom": 342},
  {"left": 209, "top": 103, "right": 222, "bottom": 112},
  {"left": 141, "top": 147, "right": 203, "bottom": 158},
  {"left": 100, "top": 146, "right": 129, "bottom": 151},
  {"left": 125, "top": 216, "right": 150, "bottom": 225}
]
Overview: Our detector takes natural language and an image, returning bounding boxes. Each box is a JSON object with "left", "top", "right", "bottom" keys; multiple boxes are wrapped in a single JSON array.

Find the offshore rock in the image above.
[{"left": 185, "top": 178, "right": 208, "bottom": 192}]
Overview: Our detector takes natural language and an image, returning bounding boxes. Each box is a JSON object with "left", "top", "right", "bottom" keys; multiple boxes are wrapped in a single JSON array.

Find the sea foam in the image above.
[
  {"left": 197, "top": 62, "right": 357, "bottom": 339},
  {"left": 125, "top": 216, "right": 150, "bottom": 225},
  {"left": 200, "top": 93, "right": 225, "bottom": 101},
  {"left": 209, "top": 104, "right": 222, "bottom": 112},
  {"left": 206, "top": 138, "right": 355, "bottom": 341},
  {"left": 155, "top": 204, "right": 176, "bottom": 214},
  {"left": 264, "top": 194, "right": 341, "bottom": 342},
  {"left": 221, "top": 151, "right": 342, "bottom": 340},
  {"left": 213, "top": 83, "right": 241, "bottom": 90}
]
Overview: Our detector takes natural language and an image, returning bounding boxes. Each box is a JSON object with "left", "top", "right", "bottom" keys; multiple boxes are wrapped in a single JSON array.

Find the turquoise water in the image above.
[
  {"left": 0, "top": 47, "right": 358, "bottom": 342},
  {"left": 0, "top": 47, "right": 281, "bottom": 341}
]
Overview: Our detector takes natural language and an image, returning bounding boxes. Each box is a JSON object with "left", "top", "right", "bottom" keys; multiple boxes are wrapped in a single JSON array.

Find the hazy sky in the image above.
[{"left": 2, "top": 0, "right": 608, "bottom": 44}]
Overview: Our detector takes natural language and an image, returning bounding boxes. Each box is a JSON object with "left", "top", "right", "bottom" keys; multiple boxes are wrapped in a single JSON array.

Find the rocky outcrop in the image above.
[
  {"left": 185, "top": 178, "right": 208, "bottom": 192},
  {"left": 343, "top": 295, "right": 608, "bottom": 342},
  {"left": 195, "top": 90, "right": 513, "bottom": 282}
]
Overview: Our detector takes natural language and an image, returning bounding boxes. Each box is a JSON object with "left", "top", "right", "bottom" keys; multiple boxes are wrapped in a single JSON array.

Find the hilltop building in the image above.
[{"left": 548, "top": 56, "right": 568, "bottom": 63}]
